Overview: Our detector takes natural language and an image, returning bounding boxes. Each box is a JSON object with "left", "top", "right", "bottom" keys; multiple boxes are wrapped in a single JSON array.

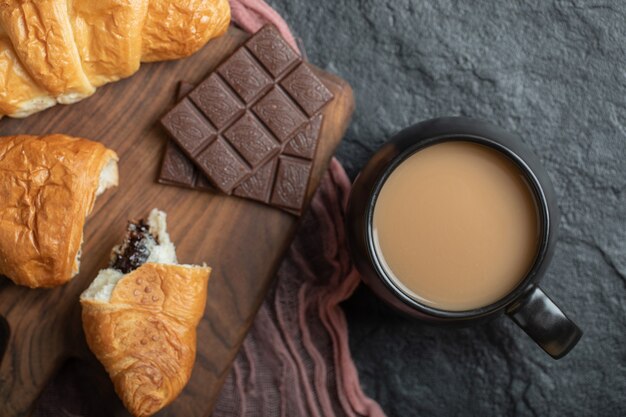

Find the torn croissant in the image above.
[
  {"left": 80, "top": 209, "right": 211, "bottom": 417},
  {"left": 0, "top": 134, "right": 118, "bottom": 287}
]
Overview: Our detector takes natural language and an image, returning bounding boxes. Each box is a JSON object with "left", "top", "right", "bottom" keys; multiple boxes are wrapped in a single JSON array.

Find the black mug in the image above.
[{"left": 346, "top": 117, "right": 582, "bottom": 359}]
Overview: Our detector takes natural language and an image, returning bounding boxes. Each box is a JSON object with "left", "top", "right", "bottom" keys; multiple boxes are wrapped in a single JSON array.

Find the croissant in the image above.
[
  {"left": 81, "top": 209, "right": 211, "bottom": 417},
  {"left": 0, "top": 134, "right": 118, "bottom": 287},
  {"left": 0, "top": 0, "right": 231, "bottom": 118}
]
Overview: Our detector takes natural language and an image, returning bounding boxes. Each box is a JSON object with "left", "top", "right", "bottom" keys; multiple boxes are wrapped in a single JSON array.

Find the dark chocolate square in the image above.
[
  {"left": 189, "top": 74, "right": 245, "bottom": 129},
  {"left": 223, "top": 114, "right": 280, "bottom": 166},
  {"left": 159, "top": 141, "right": 196, "bottom": 187},
  {"left": 234, "top": 158, "right": 278, "bottom": 203},
  {"left": 283, "top": 114, "right": 323, "bottom": 160},
  {"left": 270, "top": 155, "right": 312, "bottom": 210},
  {"left": 245, "top": 25, "right": 299, "bottom": 77},
  {"left": 195, "top": 138, "right": 250, "bottom": 194},
  {"left": 161, "top": 98, "right": 217, "bottom": 157},
  {"left": 252, "top": 87, "right": 307, "bottom": 142},
  {"left": 218, "top": 48, "right": 273, "bottom": 103},
  {"left": 280, "top": 63, "right": 334, "bottom": 117}
]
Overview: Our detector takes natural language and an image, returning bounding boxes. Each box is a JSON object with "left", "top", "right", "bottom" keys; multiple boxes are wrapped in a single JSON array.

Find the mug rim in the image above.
[{"left": 365, "top": 133, "right": 552, "bottom": 319}]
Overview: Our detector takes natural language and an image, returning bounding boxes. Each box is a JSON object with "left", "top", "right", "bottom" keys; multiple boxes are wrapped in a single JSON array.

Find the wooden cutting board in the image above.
[{"left": 0, "top": 26, "right": 354, "bottom": 417}]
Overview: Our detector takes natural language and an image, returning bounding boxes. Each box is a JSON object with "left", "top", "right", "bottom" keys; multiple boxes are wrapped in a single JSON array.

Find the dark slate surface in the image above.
[{"left": 270, "top": 0, "right": 626, "bottom": 416}]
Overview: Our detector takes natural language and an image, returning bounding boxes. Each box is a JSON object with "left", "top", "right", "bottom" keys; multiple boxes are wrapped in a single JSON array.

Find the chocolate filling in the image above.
[{"left": 110, "top": 219, "right": 158, "bottom": 274}]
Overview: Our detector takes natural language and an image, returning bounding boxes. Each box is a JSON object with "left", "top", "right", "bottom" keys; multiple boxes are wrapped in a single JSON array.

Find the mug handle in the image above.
[{"left": 506, "top": 286, "right": 582, "bottom": 359}]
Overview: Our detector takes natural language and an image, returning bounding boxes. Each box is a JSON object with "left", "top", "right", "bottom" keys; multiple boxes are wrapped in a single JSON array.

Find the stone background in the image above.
[{"left": 270, "top": 0, "right": 625, "bottom": 416}]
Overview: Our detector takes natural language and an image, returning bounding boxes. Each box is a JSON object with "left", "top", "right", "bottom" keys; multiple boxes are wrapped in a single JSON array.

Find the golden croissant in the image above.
[
  {"left": 0, "top": 0, "right": 230, "bottom": 118},
  {"left": 81, "top": 209, "right": 211, "bottom": 417},
  {"left": 0, "top": 134, "right": 118, "bottom": 287}
]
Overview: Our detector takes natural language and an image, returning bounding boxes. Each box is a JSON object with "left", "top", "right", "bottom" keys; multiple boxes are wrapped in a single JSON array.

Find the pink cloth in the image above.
[{"left": 214, "top": 158, "right": 385, "bottom": 417}]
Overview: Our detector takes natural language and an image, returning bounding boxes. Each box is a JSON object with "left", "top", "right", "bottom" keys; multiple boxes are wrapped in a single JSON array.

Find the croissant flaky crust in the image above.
[
  {"left": 0, "top": 134, "right": 118, "bottom": 287},
  {"left": 0, "top": 0, "right": 231, "bottom": 118},
  {"left": 81, "top": 263, "right": 211, "bottom": 417}
]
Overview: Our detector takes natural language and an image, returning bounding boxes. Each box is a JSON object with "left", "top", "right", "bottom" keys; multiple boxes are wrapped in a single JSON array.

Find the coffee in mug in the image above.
[
  {"left": 348, "top": 117, "right": 582, "bottom": 358},
  {"left": 372, "top": 141, "right": 540, "bottom": 311}
]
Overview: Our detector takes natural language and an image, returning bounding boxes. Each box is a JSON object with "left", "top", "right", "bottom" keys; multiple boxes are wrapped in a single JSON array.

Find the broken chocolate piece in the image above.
[
  {"left": 283, "top": 113, "right": 323, "bottom": 160},
  {"left": 270, "top": 155, "right": 313, "bottom": 210},
  {"left": 159, "top": 141, "right": 196, "bottom": 188},
  {"left": 233, "top": 158, "right": 278, "bottom": 203}
]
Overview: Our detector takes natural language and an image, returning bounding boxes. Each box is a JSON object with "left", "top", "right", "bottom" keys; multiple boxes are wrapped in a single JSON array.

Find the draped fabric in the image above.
[{"left": 213, "top": 158, "right": 385, "bottom": 417}]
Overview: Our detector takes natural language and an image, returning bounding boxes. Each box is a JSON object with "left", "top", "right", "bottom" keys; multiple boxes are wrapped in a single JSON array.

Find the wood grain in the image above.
[{"left": 0, "top": 26, "right": 354, "bottom": 417}]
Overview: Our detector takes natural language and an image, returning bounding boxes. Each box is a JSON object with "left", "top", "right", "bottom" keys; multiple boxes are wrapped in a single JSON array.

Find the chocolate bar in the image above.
[
  {"left": 160, "top": 25, "right": 333, "bottom": 215},
  {"left": 159, "top": 83, "right": 324, "bottom": 200}
]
